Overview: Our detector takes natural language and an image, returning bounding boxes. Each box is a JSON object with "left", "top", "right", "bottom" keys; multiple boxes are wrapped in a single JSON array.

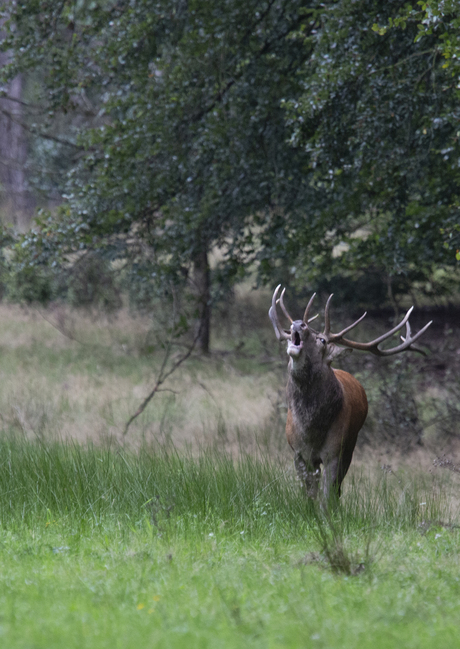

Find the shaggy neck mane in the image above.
[{"left": 287, "top": 360, "right": 343, "bottom": 440}]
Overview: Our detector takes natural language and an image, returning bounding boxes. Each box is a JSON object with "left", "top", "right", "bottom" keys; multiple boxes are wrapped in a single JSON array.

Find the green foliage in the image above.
[
  {"left": 1, "top": 0, "right": 320, "bottom": 303},
  {"left": 373, "top": 0, "right": 460, "bottom": 78},
  {"left": 5, "top": 206, "right": 123, "bottom": 307},
  {"left": 1, "top": 0, "right": 459, "bottom": 311},
  {"left": 283, "top": 0, "right": 460, "bottom": 290}
]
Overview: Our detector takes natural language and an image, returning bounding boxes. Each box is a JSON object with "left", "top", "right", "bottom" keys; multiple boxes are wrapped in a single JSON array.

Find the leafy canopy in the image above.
[
  {"left": 283, "top": 0, "right": 460, "bottom": 296},
  {"left": 1, "top": 0, "right": 459, "bottom": 310},
  {"left": 2, "top": 0, "right": 323, "bottom": 299}
]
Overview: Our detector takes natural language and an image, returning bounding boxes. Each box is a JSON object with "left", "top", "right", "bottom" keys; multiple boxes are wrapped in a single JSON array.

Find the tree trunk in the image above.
[
  {"left": 0, "top": 46, "right": 35, "bottom": 229},
  {"left": 192, "top": 246, "right": 211, "bottom": 354}
]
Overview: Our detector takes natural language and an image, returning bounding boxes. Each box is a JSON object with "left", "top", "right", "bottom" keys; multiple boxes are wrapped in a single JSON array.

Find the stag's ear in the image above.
[
  {"left": 268, "top": 307, "right": 290, "bottom": 341},
  {"left": 325, "top": 344, "right": 353, "bottom": 366}
]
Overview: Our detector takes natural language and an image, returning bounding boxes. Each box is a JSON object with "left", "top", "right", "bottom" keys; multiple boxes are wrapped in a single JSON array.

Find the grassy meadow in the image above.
[{"left": 0, "top": 296, "right": 459, "bottom": 647}]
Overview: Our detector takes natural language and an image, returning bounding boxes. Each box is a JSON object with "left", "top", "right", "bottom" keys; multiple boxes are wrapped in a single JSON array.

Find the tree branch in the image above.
[
  {"left": 0, "top": 106, "right": 83, "bottom": 149},
  {"left": 122, "top": 333, "right": 199, "bottom": 437},
  {"left": 122, "top": 292, "right": 201, "bottom": 437}
]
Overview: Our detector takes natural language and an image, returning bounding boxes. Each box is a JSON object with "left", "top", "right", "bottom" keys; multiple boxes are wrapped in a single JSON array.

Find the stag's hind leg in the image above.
[{"left": 294, "top": 452, "right": 321, "bottom": 499}]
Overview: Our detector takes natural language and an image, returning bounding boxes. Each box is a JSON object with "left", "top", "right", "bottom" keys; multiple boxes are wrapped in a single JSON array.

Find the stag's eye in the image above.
[{"left": 319, "top": 337, "right": 326, "bottom": 345}]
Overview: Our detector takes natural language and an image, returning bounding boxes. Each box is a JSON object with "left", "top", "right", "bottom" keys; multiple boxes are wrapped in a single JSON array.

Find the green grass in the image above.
[{"left": 0, "top": 439, "right": 459, "bottom": 648}]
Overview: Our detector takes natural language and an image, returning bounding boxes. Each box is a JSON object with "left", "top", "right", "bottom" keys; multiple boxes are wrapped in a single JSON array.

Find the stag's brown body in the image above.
[
  {"left": 269, "top": 286, "right": 431, "bottom": 500},
  {"left": 286, "top": 366, "right": 367, "bottom": 498}
]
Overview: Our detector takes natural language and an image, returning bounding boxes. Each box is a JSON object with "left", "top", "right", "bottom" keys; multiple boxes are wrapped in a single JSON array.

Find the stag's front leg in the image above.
[
  {"left": 294, "top": 452, "right": 321, "bottom": 499},
  {"left": 321, "top": 452, "right": 353, "bottom": 501}
]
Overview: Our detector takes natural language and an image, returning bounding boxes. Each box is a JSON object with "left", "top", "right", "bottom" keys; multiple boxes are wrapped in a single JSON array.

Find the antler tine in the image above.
[
  {"left": 278, "top": 288, "right": 293, "bottom": 324},
  {"left": 399, "top": 320, "right": 429, "bottom": 356},
  {"left": 323, "top": 294, "right": 333, "bottom": 336},
  {"left": 372, "top": 318, "right": 433, "bottom": 356},
  {"left": 332, "top": 306, "right": 432, "bottom": 356},
  {"left": 327, "top": 311, "right": 368, "bottom": 341},
  {"left": 278, "top": 288, "right": 319, "bottom": 328},
  {"left": 303, "top": 292, "right": 317, "bottom": 324},
  {"left": 323, "top": 294, "right": 367, "bottom": 340},
  {"left": 394, "top": 318, "right": 433, "bottom": 356},
  {"left": 337, "top": 306, "right": 413, "bottom": 351},
  {"left": 268, "top": 285, "right": 290, "bottom": 341}
]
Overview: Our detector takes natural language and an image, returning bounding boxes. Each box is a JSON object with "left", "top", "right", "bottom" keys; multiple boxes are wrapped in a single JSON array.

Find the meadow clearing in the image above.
[{"left": 0, "top": 294, "right": 459, "bottom": 648}]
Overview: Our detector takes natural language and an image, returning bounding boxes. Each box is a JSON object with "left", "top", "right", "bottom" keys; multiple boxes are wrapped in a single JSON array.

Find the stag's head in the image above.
[
  {"left": 269, "top": 285, "right": 339, "bottom": 371},
  {"left": 269, "top": 285, "right": 432, "bottom": 372}
]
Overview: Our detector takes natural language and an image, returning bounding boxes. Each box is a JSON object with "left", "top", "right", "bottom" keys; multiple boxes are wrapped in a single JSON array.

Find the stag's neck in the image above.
[
  {"left": 289, "top": 354, "right": 319, "bottom": 383},
  {"left": 287, "top": 360, "right": 343, "bottom": 443}
]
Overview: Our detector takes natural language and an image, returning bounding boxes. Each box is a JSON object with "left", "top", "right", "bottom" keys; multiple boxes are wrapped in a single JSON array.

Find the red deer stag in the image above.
[{"left": 269, "top": 286, "right": 432, "bottom": 501}]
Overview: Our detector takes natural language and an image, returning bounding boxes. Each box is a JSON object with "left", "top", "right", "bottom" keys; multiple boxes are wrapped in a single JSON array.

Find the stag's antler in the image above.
[
  {"left": 269, "top": 286, "right": 319, "bottom": 340},
  {"left": 323, "top": 295, "right": 432, "bottom": 356},
  {"left": 278, "top": 287, "right": 319, "bottom": 327},
  {"left": 269, "top": 285, "right": 291, "bottom": 341},
  {"left": 279, "top": 288, "right": 293, "bottom": 324},
  {"left": 303, "top": 292, "right": 318, "bottom": 325}
]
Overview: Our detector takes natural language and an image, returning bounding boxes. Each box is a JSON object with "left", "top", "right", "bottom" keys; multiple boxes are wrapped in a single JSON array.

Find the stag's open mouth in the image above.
[{"left": 287, "top": 331, "right": 303, "bottom": 357}]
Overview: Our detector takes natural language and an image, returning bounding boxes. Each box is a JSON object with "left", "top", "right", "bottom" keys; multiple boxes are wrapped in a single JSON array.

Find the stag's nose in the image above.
[
  {"left": 290, "top": 320, "right": 307, "bottom": 347},
  {"left": 290, "top": 320, "right": 306, "bottom": 334}
]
